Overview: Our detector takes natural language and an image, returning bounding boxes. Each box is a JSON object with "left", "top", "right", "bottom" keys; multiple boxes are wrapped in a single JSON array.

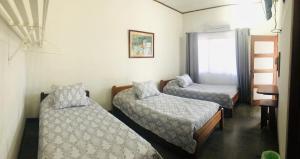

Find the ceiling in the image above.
[{"left": 154, "top": 0, "right": 261, "bottom": 13}]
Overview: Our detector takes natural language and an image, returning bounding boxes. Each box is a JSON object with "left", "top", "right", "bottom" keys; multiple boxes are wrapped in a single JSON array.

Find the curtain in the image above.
[
  {"left": 186, "top": 33, "right": 200, "bottom": 83},
  {"left": 235, "top": 28, "right": 251, "bottom": 103}
]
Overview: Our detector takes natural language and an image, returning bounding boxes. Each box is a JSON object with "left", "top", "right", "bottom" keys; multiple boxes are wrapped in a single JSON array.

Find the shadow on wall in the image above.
[
  {"left": 25, "top": 93, "right": 41, "bottom": 118},
  {"left": 180, "top": 36, "right": 186, "bottom": 74},
  {"left": 25, "top": 86, "right": 114, "bottom": 118}
]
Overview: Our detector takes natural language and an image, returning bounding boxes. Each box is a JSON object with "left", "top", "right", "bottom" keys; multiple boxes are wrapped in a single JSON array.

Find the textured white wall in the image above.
[
  {"left": 277, "top": 0, "right": 294, "bottom": 158},
  {"left": 183, "top": 3, "right": 276, "bottom": 34},
  {"left": 25, "top": 0, "right": 183, "bottom": 117},
  {"left": 0, "top": 18, "right": 26, "bottom": 159}
]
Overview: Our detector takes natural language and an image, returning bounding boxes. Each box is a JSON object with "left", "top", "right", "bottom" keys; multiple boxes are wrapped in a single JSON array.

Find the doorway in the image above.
[{"left": 250, "top": 35, "right": 278, "bottom": 106}]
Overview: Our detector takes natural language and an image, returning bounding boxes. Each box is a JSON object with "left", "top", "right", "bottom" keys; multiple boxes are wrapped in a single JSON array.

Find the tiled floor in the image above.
[
  {"left": 18, "top": 104, "right": 278, "bottom": 159},
  {"left": 151, "top": 104, "right": 278, "bottom": 159}
]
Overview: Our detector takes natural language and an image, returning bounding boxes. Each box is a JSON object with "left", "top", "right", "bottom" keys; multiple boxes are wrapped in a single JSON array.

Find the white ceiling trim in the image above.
[{"left": 154, "top": 0, "right": 262, "bottom": 14}]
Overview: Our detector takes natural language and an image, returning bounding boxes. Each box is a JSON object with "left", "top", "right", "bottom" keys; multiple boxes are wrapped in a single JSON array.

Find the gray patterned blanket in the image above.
[
  {"left": 38, "top": 95, "right": 162, "bottom": 159},
  {"left": 163, "top": 80, "right": 238, "bottom": 109},
  {"left": 113, "top": 88, "right": 220, "bottom": 153}
]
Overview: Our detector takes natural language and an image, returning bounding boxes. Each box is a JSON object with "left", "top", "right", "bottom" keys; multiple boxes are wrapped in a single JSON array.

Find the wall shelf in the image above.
[{"left": 0, "top": 0, "right": 49, "bottom": 46}]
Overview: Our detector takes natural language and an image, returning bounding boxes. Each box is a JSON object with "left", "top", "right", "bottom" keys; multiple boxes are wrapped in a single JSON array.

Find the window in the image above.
[{"left": 197, "top": 31, "right": 238, "bottom": 85}]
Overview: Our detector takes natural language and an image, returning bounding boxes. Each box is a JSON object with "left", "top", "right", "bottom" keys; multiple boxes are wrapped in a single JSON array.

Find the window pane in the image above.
[
  {"left": 254, "top": 73, "right": 273, "bottom": 85},
  {"left": 254, "top": 41, "right": 274, "bottom": 54},
  {"left": 197, "top": 31, "right": 237, "bottom": 85},
  {"left": 254, "top": 58, "right": 274, "bottom": 69}
]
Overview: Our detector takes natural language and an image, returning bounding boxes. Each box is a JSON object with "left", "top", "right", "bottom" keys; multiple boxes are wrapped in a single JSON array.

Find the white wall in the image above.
[
  {"left": 25, "top": 0, "right": 183, "bottom": 117},
  {"left": 0, "top": 18, "right": 26, "bottom": 159},
  {"left": 277, "top": 0, "right": 294, "bottom": 158},
  {"left": 183, "top": 3, "right": 276, "bottom": 34}
]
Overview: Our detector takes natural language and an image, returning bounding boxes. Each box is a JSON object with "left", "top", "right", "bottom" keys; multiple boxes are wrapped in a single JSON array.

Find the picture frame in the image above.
[{"left": 128, "top": 30, "right": 154, "bottom": 58}]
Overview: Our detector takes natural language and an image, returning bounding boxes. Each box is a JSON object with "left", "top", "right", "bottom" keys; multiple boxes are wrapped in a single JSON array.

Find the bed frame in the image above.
[
  {"left": 160, "top": 79, "right": 239, "bottom": 117},
  {"left": 111, "top": 85, "right": 223, "bottom": 157},
  {"left": 40, "top": 91, "right": 90, "bottom": 102}
]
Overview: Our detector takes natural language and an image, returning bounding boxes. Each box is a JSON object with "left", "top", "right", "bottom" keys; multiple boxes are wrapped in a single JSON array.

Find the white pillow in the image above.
[
  {"left": 52, "top": 83, "right": 89, "bottom": 109},
  {"left": 176, "top": 74, "right": 193, "bottom": 88},
  {"left": 133, "top": 81, "right": 160, "bottom": 99}
]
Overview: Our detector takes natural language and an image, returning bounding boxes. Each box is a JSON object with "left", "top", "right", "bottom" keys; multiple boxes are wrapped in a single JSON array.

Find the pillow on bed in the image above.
[
  {"left": 52, "top": 83, "right": 89, "bottom": 109},
  {"left": 176, "top": 74, "right": 193, "bottom": 87},
  {"left": 133, "top": 81, "right": 160, "bottom": 99}
]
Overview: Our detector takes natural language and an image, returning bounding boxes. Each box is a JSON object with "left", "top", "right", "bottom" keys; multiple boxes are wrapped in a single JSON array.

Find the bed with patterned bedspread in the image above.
[
  {"left": 163, "top": 80, "right": 238, "bottom": 109},
  {"left": 38, "top": 95, "right": 162, "bottom": 159},
  {"left": 113, "top": 88, "right": 220, "bottom": 154}
]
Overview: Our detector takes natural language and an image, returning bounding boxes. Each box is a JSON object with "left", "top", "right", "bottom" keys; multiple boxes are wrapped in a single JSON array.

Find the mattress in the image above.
[
  {"left": 38, "top": 95, "right": 161, "bottom": 159},
  {"left": 113, "top": 88, "right": 220, "bottom": 153},
  {"left": 163, "top": 80, "right": 238, "bottom": 109}
]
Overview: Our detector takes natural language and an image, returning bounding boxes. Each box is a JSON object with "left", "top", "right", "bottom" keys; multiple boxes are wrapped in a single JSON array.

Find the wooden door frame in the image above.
[
  {"left": 250, "top": 35, "right": 278, "bottom": 106},
  {"left": 287, "top": 0, "right": 300, "bottom": 158}
]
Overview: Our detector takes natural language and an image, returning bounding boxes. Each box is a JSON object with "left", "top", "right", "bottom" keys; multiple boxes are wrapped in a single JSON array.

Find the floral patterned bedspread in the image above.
[
  {"left": 38, "top": 95, "right": 162, "bottom": 159},
  {"left": 113, "top": 88, "right": 220, "bottom": 153},
  {"left": 163, "top": 80, "right": 238, "bottom": 109}
]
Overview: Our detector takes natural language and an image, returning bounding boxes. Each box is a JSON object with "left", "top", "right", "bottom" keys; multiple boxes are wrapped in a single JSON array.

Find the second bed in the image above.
[{"left": 112, "top": 85, "right": 223, "bottom": 155}]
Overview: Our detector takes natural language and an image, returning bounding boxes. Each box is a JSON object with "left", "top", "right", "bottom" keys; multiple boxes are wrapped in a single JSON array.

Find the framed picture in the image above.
[{"left": 129, "top": 30, "right": 154, "bottom": 58}]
